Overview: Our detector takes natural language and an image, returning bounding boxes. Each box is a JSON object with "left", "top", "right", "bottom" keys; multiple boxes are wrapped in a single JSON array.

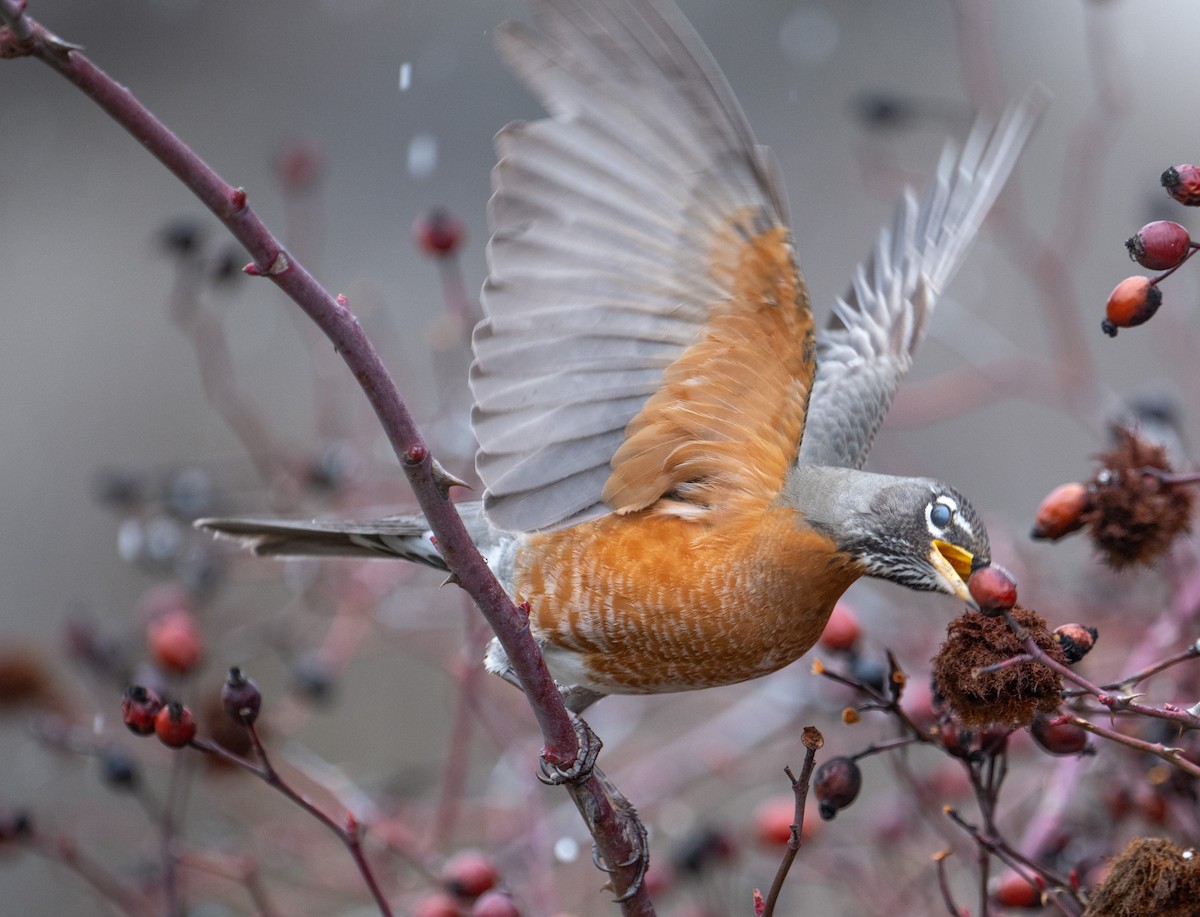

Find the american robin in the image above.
[{"left": 201, "top": 0, "right": 1042, "bottom": 713}]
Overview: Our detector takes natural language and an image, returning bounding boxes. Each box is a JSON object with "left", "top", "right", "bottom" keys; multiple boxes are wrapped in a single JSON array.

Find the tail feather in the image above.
[{"left": 196, "top": 514, "right": 448, "bottom": 569}]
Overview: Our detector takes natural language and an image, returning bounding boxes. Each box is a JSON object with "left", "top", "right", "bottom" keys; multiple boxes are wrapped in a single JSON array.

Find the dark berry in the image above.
[
  {"left": 100, "top": 750, "right": 139, "bottom": 790},
  {"left": 850, "top": 655, "right": 887, "bottom": 692},
  {"left": 672, "top": 827, "right": 735, "bottom": 875},
  {"left": 813, "top": 756, "right": 862, "bottom": 820},
  {"left": 292, "top": 654, "right": 336, "bottom": 705},
  {"left": 1030, "top": 714, "right": 1090, "bottom": 757},
  {"left": 221, "top": 667, "right": 262, "bottom": 727},
  {"left": 160, "top": 218, "right": 204, "bottom": 256}
]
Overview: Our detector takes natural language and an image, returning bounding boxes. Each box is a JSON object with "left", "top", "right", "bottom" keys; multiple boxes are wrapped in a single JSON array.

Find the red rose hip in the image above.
[
  {"left": 1162, "top": 164, "right": 1200, "bottom": 206},
  {"left": 1031, "top": 482, "right": 1090, "bottom": 541},
  {"left": 1125, "top": 220, "right": 1191, "bottom": 270},
  {"left": 967, "top": 565, "right": 1018, "bottom": 616},
  {"left": 1101, "top": 276, "right": 1162, "bottom": 337}
]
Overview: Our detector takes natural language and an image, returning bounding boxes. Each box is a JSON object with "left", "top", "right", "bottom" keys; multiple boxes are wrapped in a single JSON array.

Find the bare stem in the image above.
[
  {"left": 760, "top": 727, "right": 823, "bottom": 917},
  {"left": 933, "top": 850, "right": 963, "bottom": 917},
  {"left": 1097, "top": 642, "right": 1200, "bottom": 691},
  {"left": 944, "top": 807, "right": 1080, "bottom": 907},
  {"left": 1067, "top": 715, "right": 1200, "bottom": 778},
  {"left": 191, "top": 731, "right": 394, "bottom": 917}
]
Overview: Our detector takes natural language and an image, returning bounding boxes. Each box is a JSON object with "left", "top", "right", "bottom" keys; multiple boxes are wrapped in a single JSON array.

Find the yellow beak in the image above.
[{"left": 931, "top": 539, "right": 976, "bottom": 606}]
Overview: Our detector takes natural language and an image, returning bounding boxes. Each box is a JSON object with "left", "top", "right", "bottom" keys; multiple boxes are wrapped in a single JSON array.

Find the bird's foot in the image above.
[
  {"left": 587, "top": 770, "right": 650, "bottom": 901},
  {"left": 538, "top": 715, "right": 601, "bottom": 785}
]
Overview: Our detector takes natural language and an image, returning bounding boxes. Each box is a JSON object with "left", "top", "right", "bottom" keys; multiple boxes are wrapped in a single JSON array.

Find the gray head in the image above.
[{"left": 783, "top": 465, "right": 992, "bottom": 603}]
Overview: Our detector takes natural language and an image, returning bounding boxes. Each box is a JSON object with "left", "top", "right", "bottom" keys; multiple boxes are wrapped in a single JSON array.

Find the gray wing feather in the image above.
[
  {"left": 472, "top": 0, "right": 787, "bottom": 534},
  {"left": 797, "top": 89, "right": 1047, "bottom": 470}
]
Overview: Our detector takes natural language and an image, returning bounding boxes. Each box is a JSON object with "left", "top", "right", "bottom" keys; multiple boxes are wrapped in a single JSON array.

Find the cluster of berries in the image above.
[
  {"left": 1102, "top": 165, "right": 1200, "bottom": 335},
  {"left": 121, "top": 667, "right": 260, "bottom": 748}
]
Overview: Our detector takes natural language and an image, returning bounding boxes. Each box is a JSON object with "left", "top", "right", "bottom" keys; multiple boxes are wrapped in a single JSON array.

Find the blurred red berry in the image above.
[
  {"left": 154, "top": 701, "right": 197, "bottom": 748},
  {"left": 674, "top": 827, "right": 736, "bottom": 876},
  {"left": 1125, "top": 220, "right": 1192, "bottom": 270},
  {"left": 753, "top": 795, "right": 817, "bottom": 845},
  {"left": 813, "top": 756, "right": 862, "bottom": 821},
  {"left": 900, "top": 678, "right": 939, "bottom": 731},
  {"left": 1030, "top": 714, "right": 1090, "bottom": 757},
  {"left": 1101, "top": 275, "right": 1162, "bottom": 337},
  {"left": 121, "top": 684, "right": 164, "bottom": 736},
  {"left": 1162, "top": 164, "right": 1200, "bottom": 206},
  {"left": 641, "top": 861, "right": 675, "bottom": 897},
  {"left": 471, "top": 890, "right": 521, "bottom": 917},
  {"left": 275, "top": 139, "right": 326, "bottom": 192},
  {"left": 937, "top": 718, "right": 977, "bottom": 759},
  {"left": 147, "top": 608, "right": 204, "bottom": 675},
  {"left": 413, "top": 208, "right": 465, "bottom": 257},
  {"left": 1136, "top": 786, "right": 1168, "bottom": 823},
  {"left": 442, "top": 850, "right": 499, "bottom": 900},
  {"left": 819, "top": 602, "right": 861, "bottom": 652},
  {"left": 993, "top": 871, "right": 1041, "bottom": 908},
  {"left": 1031, "top": 482, "right": 1090, "bottom": 541},
  {"left": 967, "top": 565, "right": 1018, "bottom": 617},
  {"left": 411, "top": 892, "right": 460, "bottom": 917},
  {"left": 1052, "top": 623, "right": 1098, "bottom": 663},
  {"left": 220, "top": 667, "right": 262, "bottom": 726}
]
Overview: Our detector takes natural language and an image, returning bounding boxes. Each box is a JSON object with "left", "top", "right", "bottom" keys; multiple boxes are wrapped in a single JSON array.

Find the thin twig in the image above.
[
  {"left": 1067, "top": 715, "right": 1200, "bottom": 778},
  {"left": 1106, "top": 641, "right": 1200, "bottom": 689},
  {"left": 190, "top": 730, "right": 394, "bottom": 917},
  {"left": 760, "top": 726, "right": 823, "bottom": 917},
  {"left": 933, "top": 849, "right": 963, "bottom": 917}
]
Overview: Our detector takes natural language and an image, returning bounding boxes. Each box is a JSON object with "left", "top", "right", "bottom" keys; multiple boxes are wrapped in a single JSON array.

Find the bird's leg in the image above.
[{"left": 576, "top": 764, "right": 650, "bottom": 902}]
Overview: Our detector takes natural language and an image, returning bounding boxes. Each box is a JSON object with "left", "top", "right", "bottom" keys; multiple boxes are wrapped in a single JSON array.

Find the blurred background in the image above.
[{"left": 2, "top": 0, "right": 1200, "bottom": 914}]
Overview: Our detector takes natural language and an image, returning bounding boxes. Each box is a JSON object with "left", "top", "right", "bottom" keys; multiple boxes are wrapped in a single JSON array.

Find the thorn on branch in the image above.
[{"left": 430, "top": 459, "right": 471, "bottom": 499}]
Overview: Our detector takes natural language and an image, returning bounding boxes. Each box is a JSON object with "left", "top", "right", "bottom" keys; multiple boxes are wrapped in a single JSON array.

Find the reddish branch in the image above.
[{"left": 0, "top": 5, "right": 651, "bottom": 911}]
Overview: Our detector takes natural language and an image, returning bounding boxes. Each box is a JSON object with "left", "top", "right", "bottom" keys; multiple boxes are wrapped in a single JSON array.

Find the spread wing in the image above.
[
  {"left": 472, "top": 0, "right": 814, "bottom": 534},
  {"left": 797, "top": 90, "right": 1046, "bottom": 470}
]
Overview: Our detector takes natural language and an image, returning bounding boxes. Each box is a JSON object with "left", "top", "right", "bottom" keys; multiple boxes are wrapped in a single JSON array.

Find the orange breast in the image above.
[{"left": 511, "top": 501, "right": 864, "bottom": 694}]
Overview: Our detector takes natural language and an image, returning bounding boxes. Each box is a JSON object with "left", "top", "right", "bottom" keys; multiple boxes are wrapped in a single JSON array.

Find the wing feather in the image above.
[
  {"left": 473, "top": 0, "right": 808, "bottom": 533},
  {"left": 797, "top": 89, "right": 1047, "bottom": 470}
]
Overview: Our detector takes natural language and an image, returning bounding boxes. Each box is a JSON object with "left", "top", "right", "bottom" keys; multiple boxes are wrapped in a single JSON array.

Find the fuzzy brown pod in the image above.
[
  {"left": 1082, "top": 837, "right": 1200, "bottom": 917},
  {"left": 932, "top": 606, "right": 1066, "bottom": 728},
  {"left": 1082, "top": 428, "right": 1193, "bottom": 568}
]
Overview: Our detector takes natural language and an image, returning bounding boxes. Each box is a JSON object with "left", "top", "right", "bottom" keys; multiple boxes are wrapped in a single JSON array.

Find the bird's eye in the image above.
[{"left": 930, "top": 501, "right": 954, "bottom": 529}]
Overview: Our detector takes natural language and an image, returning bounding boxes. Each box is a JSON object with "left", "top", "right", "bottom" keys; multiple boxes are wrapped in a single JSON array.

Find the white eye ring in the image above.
[{"left": 928, "top": 497, "right": 957, "bottom": 532}]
